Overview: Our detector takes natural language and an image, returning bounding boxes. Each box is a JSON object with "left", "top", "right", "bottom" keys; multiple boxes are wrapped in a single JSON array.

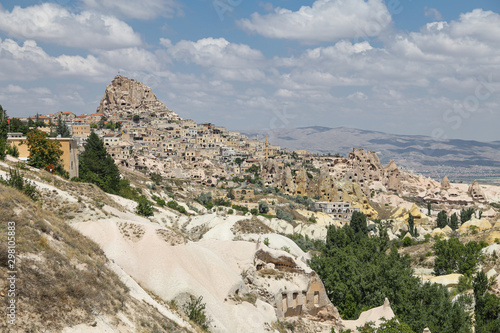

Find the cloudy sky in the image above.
[{"left": 0, "top": 0, "right": 499, "bottom": 141}]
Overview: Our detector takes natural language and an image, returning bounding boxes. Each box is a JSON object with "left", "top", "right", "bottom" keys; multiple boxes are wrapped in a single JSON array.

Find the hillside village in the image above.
[{"left": 1, "top": 76, "right": 500, "bottom": 332}]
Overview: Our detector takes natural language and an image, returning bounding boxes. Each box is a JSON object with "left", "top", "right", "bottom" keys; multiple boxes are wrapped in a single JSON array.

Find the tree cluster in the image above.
[
  {"left": 432, "top": 237, "right": 487, "bottom": 276},
  {"left": 309, "top": 213, "right": 472, "bottom": 333}
]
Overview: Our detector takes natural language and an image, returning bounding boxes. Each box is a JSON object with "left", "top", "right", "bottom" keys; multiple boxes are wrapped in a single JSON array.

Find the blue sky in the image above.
[{"left": 0, "top": 0, "right": 499, "bottom": 141}]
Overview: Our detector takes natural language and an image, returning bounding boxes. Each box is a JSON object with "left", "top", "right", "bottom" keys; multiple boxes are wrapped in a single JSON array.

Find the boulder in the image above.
[{"left": 459, "top": 219, "right": 492, "bottom": 232}]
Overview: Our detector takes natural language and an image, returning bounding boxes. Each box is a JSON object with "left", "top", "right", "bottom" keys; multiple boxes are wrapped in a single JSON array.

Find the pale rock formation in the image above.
[
  {"left": 341, "top": 298, "right": 395, "bottom": 332},
  {"left": 97, "top": 75, "right": 180, "bottom": 120},
  {"left": 469, "top": 180, "right": 486, "bottom": 202},
  {"left": 441, "top": 176, "right": 451, "bottom": 190},
  {"left": 422, "top": 273, "right": 462, "bottom": 288},
  {"left": 459, "top": 218, "right": 492, "bottom": 233}
]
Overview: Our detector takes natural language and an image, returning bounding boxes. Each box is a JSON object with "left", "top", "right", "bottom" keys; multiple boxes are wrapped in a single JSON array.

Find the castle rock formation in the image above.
[{"left": 97, "top": 75, "right": 180, "bottom": 120}]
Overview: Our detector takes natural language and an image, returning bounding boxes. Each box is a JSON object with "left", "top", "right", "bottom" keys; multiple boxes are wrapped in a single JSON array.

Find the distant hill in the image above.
[{"left": 243, "top": 127, "right": 500, "bottom": 179}]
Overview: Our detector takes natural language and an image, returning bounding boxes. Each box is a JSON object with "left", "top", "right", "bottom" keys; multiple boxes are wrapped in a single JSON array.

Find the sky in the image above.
[{"left": 0, "top": 0, "right": 499, "bottom": 141}]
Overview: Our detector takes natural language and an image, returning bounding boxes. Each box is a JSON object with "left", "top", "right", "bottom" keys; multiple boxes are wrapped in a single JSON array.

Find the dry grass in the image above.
[
  {"left": 0, "top": 183, "right": 191, "bottom": 332},
  {"left": 231, "top": 216, "right": 273, "bottom": 235}
]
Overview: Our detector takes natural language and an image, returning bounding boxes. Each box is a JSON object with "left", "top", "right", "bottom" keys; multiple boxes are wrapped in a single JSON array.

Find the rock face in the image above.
[
  {"left": 468, "top": 180, "right": 486, "bottom": 202},
  {"left": 441, "top": 176, "right": 451, "bottom": 190},
  {"left": 97, "top": 75, "right": 180, "bottom": 120}
]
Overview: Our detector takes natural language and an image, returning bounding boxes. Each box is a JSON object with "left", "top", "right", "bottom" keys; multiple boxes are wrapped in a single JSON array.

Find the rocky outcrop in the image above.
[
  {"left": 441, "top": 176, "right": 451, "bottom": 190},
  {"left": 341, "top": 298, "right": 395, "bottom": 332},
  {"left": 97, "top": 75, "right": 180, "bottom": 120},
  {"left": 469, "top": 180, "right": 486, "bottom": 202}
]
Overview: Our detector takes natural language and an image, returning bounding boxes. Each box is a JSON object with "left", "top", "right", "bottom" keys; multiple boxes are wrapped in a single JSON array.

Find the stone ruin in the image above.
[{"left": 254, "top": 248, "right": 340, "bottom": 322}]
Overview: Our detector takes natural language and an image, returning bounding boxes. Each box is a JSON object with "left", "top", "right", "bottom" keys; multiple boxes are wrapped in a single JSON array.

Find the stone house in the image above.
[
  {"left": 7, "top": 133, "right": 79, "bottom": 178},
  {"left": 313, "top": 202, "right": 360, "bottom": 220}
]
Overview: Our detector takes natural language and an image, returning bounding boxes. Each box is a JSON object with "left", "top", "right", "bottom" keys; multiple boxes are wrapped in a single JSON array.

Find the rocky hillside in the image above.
[
  {"left": 0, "top": 157, "right": 359, "bottom": 333},
  {"left": 97, "top": 75, "right": 180, "bottom": 120},
  {"left": 244, "top": 127, "right": 500, "bottom": 179}
]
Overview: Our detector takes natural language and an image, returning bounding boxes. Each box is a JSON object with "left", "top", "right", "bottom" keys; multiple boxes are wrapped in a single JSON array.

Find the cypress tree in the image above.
[
  {"left": 79, "top": 132, "right": 121, "bottom": 193},
  {"left": 436, "top": 210, "right": 448, "bottom": 229}
]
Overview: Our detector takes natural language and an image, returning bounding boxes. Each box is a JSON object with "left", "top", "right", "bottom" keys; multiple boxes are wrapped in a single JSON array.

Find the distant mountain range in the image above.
[{"left": 243, "top": 127, "right": 500, "bottom": 179}]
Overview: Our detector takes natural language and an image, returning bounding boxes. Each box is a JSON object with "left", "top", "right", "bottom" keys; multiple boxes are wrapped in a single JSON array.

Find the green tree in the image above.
[
  {"left": 433, "top": 237, "right": 485, "bottom": 276},
  {"left": 461, "top": 208, "right": 475, "bottom": 224},
  {"left": 10, "top": 118, "right": 28, "bottom": 134},
  {"left": 247, "top": 164, "right": 260, "bottom": 176},
  {"left": 55, "top": 115, "right": 71, "bottom": 137},
  {"left": 311, "top": 224, "right": 472, "bottom": 332},
  {"left": 195, "top": 192, "right": 213, "bottom": 209},
  {"left": 136, "top": 196, "right": 153, "bottom": 216},
  {"left": 408, "top": 213, "right": 417, "bottom": 237},
  {"left": 132, "top": 115, "right": 140, "bottom": 123},
  {"left": 436, "top": 210, "right": 448, "bottom": 229},
  {"left": 474, "top": 271, "right": 500, "bottom": 332},
  {"left": 78, "top": 132, "right": 121, "bottom": 193},
  {"left": 258, "top": 201, "right": 269, "bottom": 214},
  {"left": 0, "top": 105, "right": 8, "bottom": 159},
  {"left": 24, "top": 129, "right": 63, "bottom": 169},
  {"left": 350, "top": 211, "right": 368, "bottom": 236},
  {"left": 450, "top": 213, "right": 459, "bottom": 230}
]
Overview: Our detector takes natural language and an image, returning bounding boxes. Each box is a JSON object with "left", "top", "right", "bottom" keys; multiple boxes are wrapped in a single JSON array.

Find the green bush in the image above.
[
  {"left": 310, "top": 223, "right": 472, "bottom": 332},
  {"left": 152, "top": 195, "right": 166, "bottom": 207},
  {"left": 0, "top": 168, "right": 39, "bottom": 201},
  {"left": 166, "top": 200, "right": 187, "bottom": 214},
  {"left": 250, "top": 208, "right": 258, "bottom": 215},
  {"left": 232, "top": 204, "right": 248, "bottom": 214},
  {"left": 136, "top": 196, "right": 154, "bottom": 217},
  {"left": 433, "top": 237, "right": 486, "bottom": 276},
  {"left": 184, "top": 295, "right": 209, "bottom": 331},
  {"left": 6, "top": 144, "right": 19, "bottom": 158},
  {"left": 258, "top": 201, "right": 269, "bottom": 214},
  {"left": 276, "top": 208, "right": 293, "bottom": 223},
  {"left": 403, "top": 237, "right": 413, "bottom": 247}
]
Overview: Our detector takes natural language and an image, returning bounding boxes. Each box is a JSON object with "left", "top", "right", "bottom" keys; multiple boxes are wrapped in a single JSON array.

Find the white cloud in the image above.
[
  {"left": 97, "top": 48, "right": 161, "bottom": 72},
  {"left": 0, "top": 38, "right": 110, "bottom": 80},
  {"left": 238, "top": 0, "right": 392, "bottom": 42},
  {"left": 82, "top": 0, "right": 183, "bottom": 20},
  {"left": 347, "top": 91, "right": 368, "bottom": 101},
  {"left": 0, "top": 3, "right": 141, "bottom": 50},
  {"left": 424, "top": 7, "right": 442, "bottom": 21},
  {"left": 166, "top": 38, "right": 267, "bottom": 81}
]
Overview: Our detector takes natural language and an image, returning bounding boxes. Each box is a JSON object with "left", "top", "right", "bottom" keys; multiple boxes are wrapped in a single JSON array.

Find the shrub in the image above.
[
  {"left": 152, "top": 195, "right": 166, "bottom": 207},
  {"left": 0, "top": 168, "right": 39, "bottom": 201},
  {"left": 166, "top": 200, "right": 186, "bottom": 214},
  {"left": 402, "top": 237, "right": 413, "bottom": 247},
  {"left": 264, "top": 237, "right": 270, "bottom": 247},
  {"left": 184, "top": 295, "right": 209, "bottom": 331},
  {"left": 214, "top": 198, "right": 231, "bottom": 207},
  {"left": 6, "top": 144, "right": 19, "bottom": 157},
  {"left": 258, "top": 201, "right": 269, "bottom": 214},
  {"left": 232, "top": 204, "right": 248, "bottom": 214},
  {"left": 150, "top": 173, "right": 163, "bottom": 185},
  {"left": 136, "top": 196, "right": 154, "bottom": 217},
  {"left": 280, "top": 246, "right": 290, "bottom": 253},
  {"left": 250, "top": 208, "right": 258, "bottom": 215},
  {"left": 195, "top": 192, "right": 213, "bottom": 209},
  {"left": 228, "top": 209, "right": 234, "bottom": 215},
  {"left": 276, "top": 208, "right": 293, "bottom": 223}
]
